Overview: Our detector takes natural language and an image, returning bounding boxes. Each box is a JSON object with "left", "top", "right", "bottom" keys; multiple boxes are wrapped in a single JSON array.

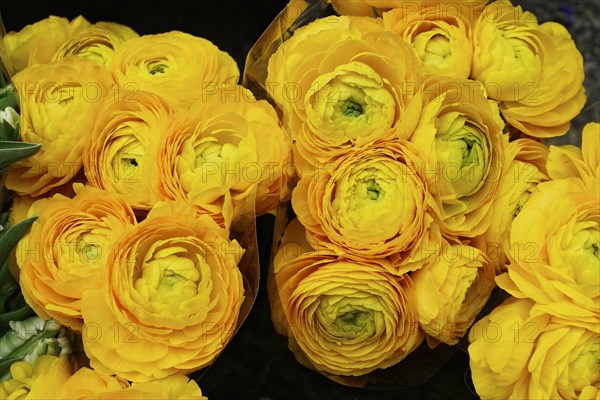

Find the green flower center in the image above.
[
  {"left": 434, "top": 117, "right": 489, "bottom": 200},
  {"left": 460, "top": 138, "right": 476, "bottom": 167},
  {"left": 341, "top": 99, "right": 364, "bottom": 117},
  {"left": 365, "top": 179, "right": 382, "bottom": 200},
  {"left": 134, "top": 247, "right": 201, "bottom": 306},
  {"left": 148, "top": 62, "right": 168, "bottom": 75},
  {"left": 75, "top": 235, "right": 103, "bottom": 263},
  {"left": 338, "top": 310, "right": 368, "bottom": 327}
]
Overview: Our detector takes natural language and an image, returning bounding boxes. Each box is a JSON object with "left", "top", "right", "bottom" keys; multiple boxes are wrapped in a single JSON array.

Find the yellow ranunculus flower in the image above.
[
  {"left": 412, "top": 241, "right": 495, "bottom": 345},
  {"left": 346, "top": 16, "right": 385, "bottom": 34},
  {"left": 547, "top": 122, "right": 599, "bottom": 191},
  {"left": 5, "top": 57, "right": 111, "bottom": 197},
  {"left": 383, "top": 4, "right": 474, "bottom": 79},
  {"left": 156, "top": 85, "right": 292, "bottom": 229},
  {"left": 0, "top": 355, "right": 72, "bottom": 400},
  {"left": 16, "top": 184, "right": 136, "bottom": 329},
  {"left": 527, "top": 324, "right": 599, "bottom": 400},
  {"left": 409, "top": 77, "right": 506, "bottom": 237},
  {"left": 266, "top": 16, "right": 420, "bottom": 175},
  {"left": 54, "top": 367, "right": 129, "bottom": 398},
  {"left": 471, "top": 1, "right": 540, "bottom": 102},
  {"left": 328, "top": 0, "right": 486, "bottom": 21},
  {"left": 269, "top": 219, "right": 424, "bottom": 376},
  {"left": 292, "top": 141, "right": 440, "bottom": 271},
  {"left": 496, "top": 177, "right": 599, "bottom": 333},
  {"left": 469, "top": 298, "right": 600, "bottom": 400},
  {"left": 51, "top": 22, "right": 138, "bottom": 66},
  {"left": 472, "top": 0, "right": 586, "bottom": 138},
  {"left": 125, "top": 375, "right": 208, "bottom": 400},
  {"left": 0, "top": 15, "right": 90, "bottom": 76},
  {"left": 477, "top": 138, "right": 549, "bottom": 273},
  {"left": 81, "top": 201, "right": 245, "bottom": 382},
  {"left": 327, "top": 0, "right": 383, "bottom": 17},
  {"left": 84, "top": 90, "right": 174, "bottom": 211},
  {"left": 468, "top": 298, "right": 546, "bottom": 400},
  {"left": 55, "top": 369, "right": 207, "bottom": 399},
  {"left": 111, "top": 31, "right": 239, "bottom": 106}
]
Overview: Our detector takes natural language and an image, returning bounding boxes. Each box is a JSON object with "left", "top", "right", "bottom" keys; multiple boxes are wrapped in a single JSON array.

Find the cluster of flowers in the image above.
[
  {"left": 261, "top": 0, "right": 597, "bottom": 396},
  {"left": 468, "top": 124, "right": 599, "bottom": 399},
  {"left": 1, "top": 13, "right": 291, "bottom": 398}
]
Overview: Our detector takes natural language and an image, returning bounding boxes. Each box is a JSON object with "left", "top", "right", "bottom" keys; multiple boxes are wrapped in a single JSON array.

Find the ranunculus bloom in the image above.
[
  {"left": 124, "top": 375, "right": 208, "bottom": 400},
  {"left": 0, "top": 355, "right": 72, "bottom": 400},
  {"left": 383, "top": 4, "right": 474, "bottom": 79},
  {"left": 472, "top": 0, "right": 586, "bottom": 138},
  {"left": 327, "top": 0, "right": 384, "bottom": 17},
  {"left": 111, "top": 31, "right": 239, "bottom": 106},
  {"left": 477, "top": 138, "right": 549, "bottom": 273},
  {"left": 266, "top": 16, "right": 421, "bottom": 175},
  {"left": 412, "top": 241, "right": 495, "bottom": 345},
  {"left": 328, "top": 0, "right": 486, "bottom": 21},
  {"left": 468, "top": 298, "right": 546, "bottom": 400},
  {"left": 51, "top": 21, "right": 138, "bottom": 66},
  {"left": 269, "top": 219, "right": 423, "bottom": 376},
  {"left": 496, "top": 176, "right": 599, "bottom": 333},
  {"left": 0, "top": 15, "right": 90, "bottom": 76},
  {"left": 55, "top": 367, "right": 130, "bottom": 398},
  {"left": 5, "top": 57, "right": 111, "bottom": 197},
  {"left": 469, "top": 298, "right": 599, "bottom": 400},
  {"left": 292, "top": 141, "right": 440, "bottom": 271},
  {"left": 156, "top": 85, "right": 291, "bottom": 229},
  {"left": 16, "top": 184, "right": 136, "bottom": 328},
  {"left": 56, "top": 369, "right": 208, "bottom": 400},
  {"left": 526, "top": 324, "right": 599, "bottom": 400},
  {"left": 409, "top": 77, "right": 506, "bottom": 237},
  {"left": 84, "top": 90, "right": 174, "bottom": 211},
  {"left": 81, "top": 202, "right": 245, "bottom": 382},
  {"left": 547, "top": 122, "right": 599, "bottom": 191}
]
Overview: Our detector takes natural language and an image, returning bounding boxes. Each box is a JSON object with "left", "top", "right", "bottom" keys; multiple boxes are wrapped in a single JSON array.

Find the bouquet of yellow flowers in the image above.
[
  {"left": 244, "top": 0, "right": 599, "bottom": 396},
  {"left": 0, "top": 13, "right": 292, "bottom": 399}
]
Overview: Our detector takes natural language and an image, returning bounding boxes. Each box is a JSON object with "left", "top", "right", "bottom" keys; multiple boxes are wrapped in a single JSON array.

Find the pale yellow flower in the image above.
[
  {"left": 5, "top": 57, "right": 111, "bottom": 197},
  {"left": 383, "top": 4, "right": 474, "bottom": 79},
  {"left": 0, "top": 355, "right": 72, "bottom": 400},
  {"left": 412, "top": 240, "right": 495, "bottom": 345},
  {"left": 496, "top": 177, "right": 600, "bottom": 333},
  {"left": 409, "top": 77, "right": 507, "bottom": 237},
  {"left": 52, "top": 22, "right": 138, "bottom": 66},
  {"left": 0, "top": 15, "right": 90, "bottom": 75},
  {"left": 472, "top": 1, "right": 586, "bottom": 138},
  {"left": 469, "top": 298, "right": 599, "bottom": 400},
  {"left": 476, "top": 138, "right": 549, "bottom": 273}
]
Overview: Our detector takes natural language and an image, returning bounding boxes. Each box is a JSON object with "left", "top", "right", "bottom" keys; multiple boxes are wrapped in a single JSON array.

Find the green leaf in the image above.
[
  {"left": 0, "top": 120, "right": 18, "bottom": 142},
  {"left": 0, "top": 85, "right": 18, "bottom": 111},
  {"left": 0, "top": 141, "right": 40, "bottom": 170},
  {"left": 0, "top": 355, "right": 24, "bottom": 381},
  {"left": 0, "top": 304, "right": 34, "bottom": 336},
  {"left": 0, "top": 261, "right": 19, "bottom": 312},
  {"left": 0, "top": 215, "right": 37, "bottom": 265}
]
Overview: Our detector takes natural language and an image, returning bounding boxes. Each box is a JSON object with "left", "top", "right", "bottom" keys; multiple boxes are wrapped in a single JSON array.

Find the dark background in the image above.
[{"left": 1, "top": 1, "right": 597, "bottom": 399}]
